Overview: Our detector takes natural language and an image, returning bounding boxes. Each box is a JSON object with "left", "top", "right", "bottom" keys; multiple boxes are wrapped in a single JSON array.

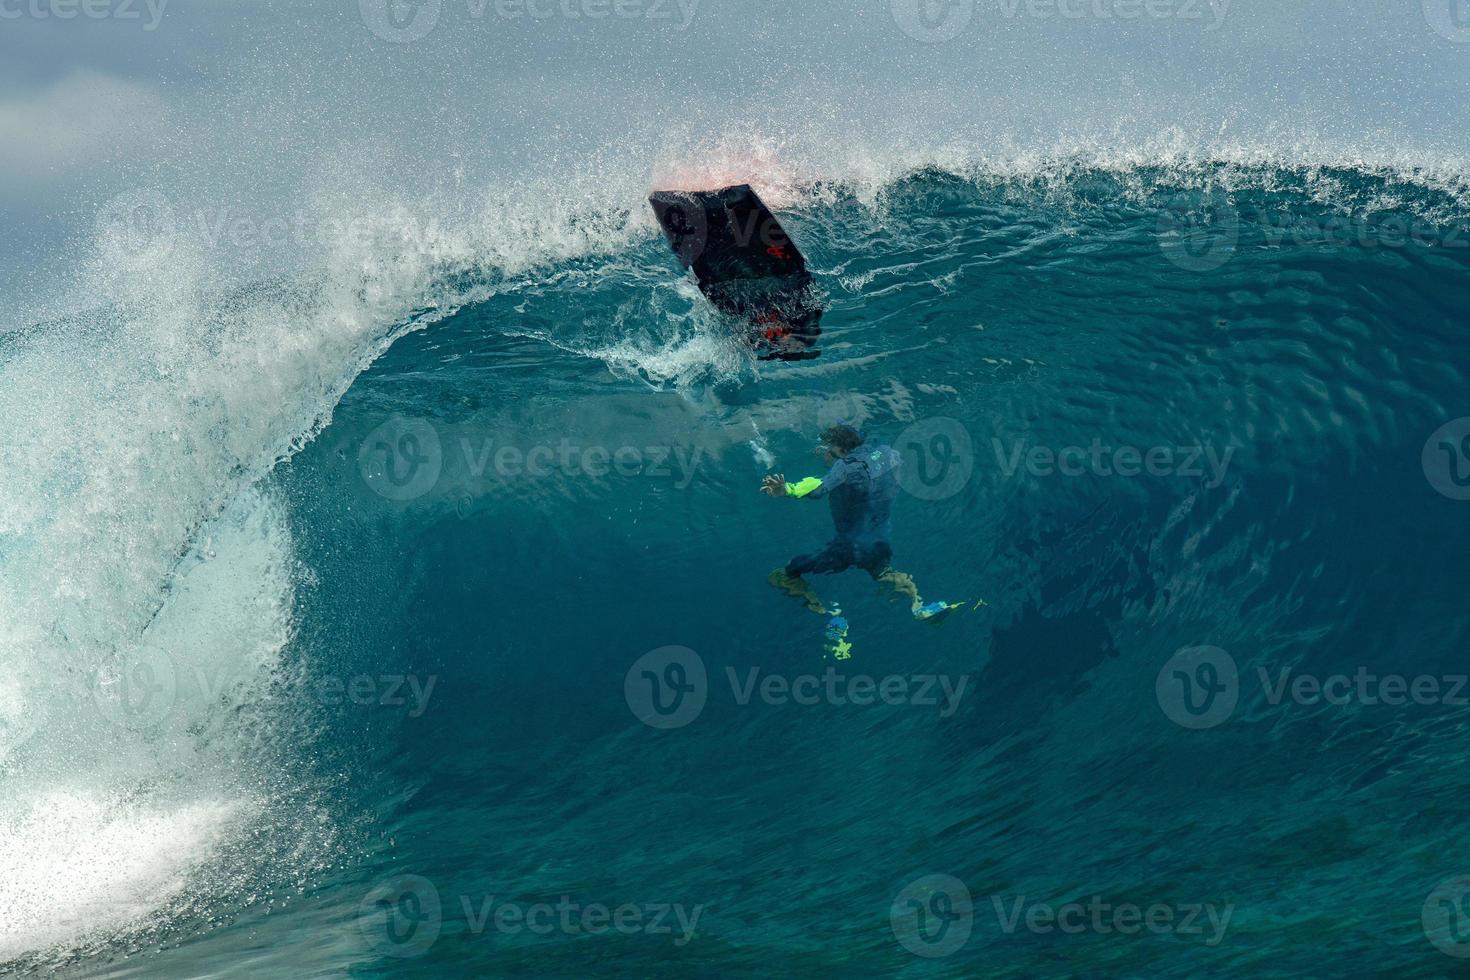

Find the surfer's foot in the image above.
[
  {"left": 913, "top": 599, "right": 986, "bottom": 622},
  {"left": 824, "top": 613, "right": 853, "bottom": 660},
  {"left": 913, "top": 600, "right": 955, "bottom": 622}
]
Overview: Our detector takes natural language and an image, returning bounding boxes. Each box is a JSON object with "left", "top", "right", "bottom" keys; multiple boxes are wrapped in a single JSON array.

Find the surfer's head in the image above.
[{"left": 819, "top": 423, "right": 864, "bottom": 461}]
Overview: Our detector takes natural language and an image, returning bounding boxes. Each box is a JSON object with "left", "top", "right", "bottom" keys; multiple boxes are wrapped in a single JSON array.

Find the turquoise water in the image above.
[{"left": 6, "top": 161, "right": 1470, "bottom": 976}]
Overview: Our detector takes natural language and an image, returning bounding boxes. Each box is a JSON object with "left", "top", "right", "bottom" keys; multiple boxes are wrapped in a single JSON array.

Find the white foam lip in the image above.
[{"left": 0, "top": 791, "right": 241, "bottom": 963}]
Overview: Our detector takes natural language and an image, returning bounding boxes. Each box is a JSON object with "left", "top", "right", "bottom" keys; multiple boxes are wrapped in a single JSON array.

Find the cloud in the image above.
[{"left": 0, "top": 70, "right": 170, "bottom": 204}]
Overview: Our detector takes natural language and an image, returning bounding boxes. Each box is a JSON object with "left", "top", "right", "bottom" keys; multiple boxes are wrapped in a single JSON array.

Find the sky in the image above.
[{"left": 3, "top": 0, "right": 1468, "bottom": 323}]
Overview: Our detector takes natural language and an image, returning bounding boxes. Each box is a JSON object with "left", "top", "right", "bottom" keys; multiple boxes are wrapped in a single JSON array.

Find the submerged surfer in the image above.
[{"left": 762, "top": 423, "right": 976, "bottom": 658}]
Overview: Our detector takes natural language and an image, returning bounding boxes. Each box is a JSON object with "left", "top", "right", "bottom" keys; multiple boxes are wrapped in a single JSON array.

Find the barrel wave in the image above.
[{"left": 4, "top": 150, "right": 1470, "bottom": 977}]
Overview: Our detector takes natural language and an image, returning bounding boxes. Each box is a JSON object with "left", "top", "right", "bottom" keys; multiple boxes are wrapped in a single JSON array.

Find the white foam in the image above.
[{"left": 0, "top": 791, "right": 241, "bottom": 962}]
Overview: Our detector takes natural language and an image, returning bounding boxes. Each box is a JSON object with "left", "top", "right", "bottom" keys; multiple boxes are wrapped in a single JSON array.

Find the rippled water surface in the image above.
[{"left": 6, "top": 162, "right": 1470, "bottom": 976}]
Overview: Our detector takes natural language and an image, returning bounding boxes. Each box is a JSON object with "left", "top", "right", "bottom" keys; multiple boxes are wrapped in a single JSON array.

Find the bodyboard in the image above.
[{"left": 648, "top": 183, "right": 822, "bottom": 360}]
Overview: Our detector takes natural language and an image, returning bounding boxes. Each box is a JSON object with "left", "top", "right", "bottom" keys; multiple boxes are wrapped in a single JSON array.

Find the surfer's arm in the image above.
[
  {"left": 784, "top": 476, "right": 824, "bottom": 497},
  {"left": 785, "top": 460, "right": 850, "bottom": 499},
  {"left": 761, "top": 472, "right": 827, "bottom": 497},
  {"left": 763, "top": 460, "right": 848, "bottom": 498}
]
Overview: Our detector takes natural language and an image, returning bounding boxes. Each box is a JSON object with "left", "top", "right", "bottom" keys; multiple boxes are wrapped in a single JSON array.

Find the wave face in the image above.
[{"left": 5, "top": 155, "right": 1470, "bottom": 976}]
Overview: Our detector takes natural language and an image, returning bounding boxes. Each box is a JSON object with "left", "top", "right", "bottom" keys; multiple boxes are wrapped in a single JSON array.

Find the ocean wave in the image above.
[{"left": 4, "top": 140, "right": 1470, "bottom": 966}]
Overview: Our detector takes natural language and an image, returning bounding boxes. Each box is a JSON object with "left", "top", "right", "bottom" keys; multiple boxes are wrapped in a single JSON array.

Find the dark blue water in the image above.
[{"left": 9, "top": 165, "right": 1470, "bottom": 977}]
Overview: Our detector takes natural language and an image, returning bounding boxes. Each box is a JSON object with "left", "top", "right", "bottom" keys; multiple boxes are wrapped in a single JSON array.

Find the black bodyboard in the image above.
[{"left": 648, "top": 183, "right": 822, "bottom": 361}]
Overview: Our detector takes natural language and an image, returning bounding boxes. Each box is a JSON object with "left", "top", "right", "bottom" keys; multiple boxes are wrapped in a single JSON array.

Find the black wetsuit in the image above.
[{"left": 785, "top": 443, "right": 901, "bottom": 578}]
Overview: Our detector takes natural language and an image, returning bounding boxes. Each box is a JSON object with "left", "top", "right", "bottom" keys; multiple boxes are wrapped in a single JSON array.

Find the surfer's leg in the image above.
[
  {"left": 866, "top": 545, "right": 978, "bottom": 621},
  {"left": 768, "top": 566, "right": 854, "bottom": 656},
  {"left": 771, "top": 543, "right": 853, "bottom": 616},
  {"left": 862, "top": 544, "right": 923, "bottom": 612},
  {"left": 768, "top": 566, "right": 828, "bottom": 615},
  {"left": 876, "top": 565, "right": 984, "bottom": 622},
  {"left": 875, "top": 567, "right": 923, "bottom": 613}
]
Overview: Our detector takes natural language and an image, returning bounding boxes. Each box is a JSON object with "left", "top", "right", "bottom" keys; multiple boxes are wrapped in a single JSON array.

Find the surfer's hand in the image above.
[{"left": 762, "top": 474, "right": 786, "bottom": 496}]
